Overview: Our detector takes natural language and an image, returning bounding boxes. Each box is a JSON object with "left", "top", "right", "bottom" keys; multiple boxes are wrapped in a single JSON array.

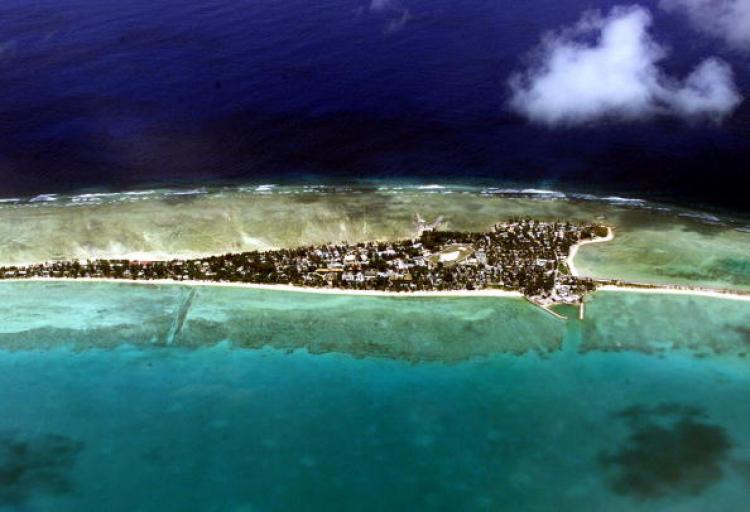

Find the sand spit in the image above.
[
  {"left": 596, "top": 285, "right": 750, "bottom": 303},
  {"left": 567, "top": 227, "right": 614, "bottom": 277}
]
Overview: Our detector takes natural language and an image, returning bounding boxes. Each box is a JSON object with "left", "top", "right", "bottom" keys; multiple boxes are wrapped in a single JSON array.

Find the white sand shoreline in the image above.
[
  {"left": 567, "top": 227, "right": 614, "bottom": 277},
  {"left": 3, "top": 277, "right": 750, "bottom": 304},
  {"left": 596, "top": 285, "right": 750, "bottom": 302},
  {"left": 0, "top": 277, "right": 524, "bottom": 298}
]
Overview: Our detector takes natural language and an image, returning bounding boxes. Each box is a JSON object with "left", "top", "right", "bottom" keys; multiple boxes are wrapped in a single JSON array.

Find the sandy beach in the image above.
[
  {"left": 567, "top": 227, "right": 614, "bottom": 277},
  {"left": 0, "top": 276, "right": 524, "bottom": 298},
  {"left": 596, "top": 285, "right": 750, "bottom": 302},
  {"left": 4, "top": 276, "right": 750, "bottom": 304}
]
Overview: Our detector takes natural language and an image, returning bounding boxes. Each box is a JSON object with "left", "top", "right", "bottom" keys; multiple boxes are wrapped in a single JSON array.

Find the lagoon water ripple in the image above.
[{"left": 1, "top": 282, "right": 750, "bottom": 510}]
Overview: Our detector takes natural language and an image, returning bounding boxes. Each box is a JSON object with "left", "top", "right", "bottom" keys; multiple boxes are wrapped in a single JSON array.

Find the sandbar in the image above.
[{"left": 567, "top": 227, "right": 614, "bottom": 277}]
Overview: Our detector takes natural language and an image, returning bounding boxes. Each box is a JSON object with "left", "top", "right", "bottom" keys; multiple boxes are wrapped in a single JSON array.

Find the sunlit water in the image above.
[{"left": 1, "top": 282, "right": 750, "bottom": 511}]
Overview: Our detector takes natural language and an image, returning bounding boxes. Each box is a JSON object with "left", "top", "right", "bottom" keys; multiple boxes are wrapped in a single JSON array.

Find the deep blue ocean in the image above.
[{"left": 1, "top": 0, "right": 749, "bottom": 209}]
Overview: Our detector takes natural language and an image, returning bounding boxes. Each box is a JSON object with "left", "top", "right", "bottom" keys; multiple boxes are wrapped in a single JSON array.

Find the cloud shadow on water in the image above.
[
  {"left": 599, "top": 403, "right": 733, "bottom": 500},
  {"left": 0, "top": 432, "right": 85, "bottom": 506}
]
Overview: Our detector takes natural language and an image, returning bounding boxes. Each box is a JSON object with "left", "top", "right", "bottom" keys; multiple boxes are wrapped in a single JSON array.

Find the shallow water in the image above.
[
  {"left": 574, "top": 219, "right": 750, "bottom": 291},
  {"left": 581, "top": 291, "right": 750, "bottom": 356},
  {"left": 1, "top": 282, "right": 750, "bottom": 511},
  {"left": 0, "top": 281, "right": 562, "bottom": 358}
]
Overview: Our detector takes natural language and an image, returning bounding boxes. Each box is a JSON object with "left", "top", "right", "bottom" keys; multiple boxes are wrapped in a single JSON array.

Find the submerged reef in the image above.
[
  {"left": 0, "top": 432, "right": 84, "bottom": 507},
  {"left": 600, "top": 404, "right": 733, "bottom": 500},
  {"left": 580, "top": 292, "right": 750, "bottom": 356},
  {"left": 2, "top": 280, "right": 750, "bottom": 360},
  {"left": 0, "top": 282, "right": 563, "bottom": 360}
]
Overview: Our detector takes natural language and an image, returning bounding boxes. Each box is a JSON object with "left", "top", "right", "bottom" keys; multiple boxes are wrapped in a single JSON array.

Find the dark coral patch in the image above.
[
  {"left": 0, "top": 433, "right": 84, "bottom": 506},
  {"left": 600, "top": 403, "right": 732, "bottom": 500},
  {"left": 733, "top": 326, "right": 750, "bottom": 345}
]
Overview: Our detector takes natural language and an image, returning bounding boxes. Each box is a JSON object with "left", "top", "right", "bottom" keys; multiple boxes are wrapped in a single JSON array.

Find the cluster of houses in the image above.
[{"left": 0, "top": 218, "right": 607, "bottom": 303}]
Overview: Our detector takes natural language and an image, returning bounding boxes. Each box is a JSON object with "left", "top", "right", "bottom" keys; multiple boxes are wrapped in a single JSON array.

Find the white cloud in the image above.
[
  {"left": 661, "top": 0, "right": 750, "bottom": 51},
  {"left": 667, "top": 58, "right": 742, "bottom": 118},
  {"left": 508, "top": 5, "right": 742, "bottom": 126}
]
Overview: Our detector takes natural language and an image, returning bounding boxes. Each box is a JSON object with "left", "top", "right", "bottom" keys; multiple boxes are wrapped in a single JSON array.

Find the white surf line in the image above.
[{"left": 567, "top": 227, "right": 614, "bottom": 277}]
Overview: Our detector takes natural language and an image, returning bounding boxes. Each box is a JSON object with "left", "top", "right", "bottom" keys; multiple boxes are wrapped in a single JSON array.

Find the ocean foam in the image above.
[
  {"left": 601, "top": 196, "right": 646, "bottom": 205},
  {"left": 481, "top": 187, "right": 566, "bottom": 198},
  {"left": 164, "top": 188, "right": 208, "bottom": 196},
  {"left": 678, "top": 212, "right": 722, "bottom": 223},
  {"left": 29, "top": 194, "right": 58, "bottom": 203}
]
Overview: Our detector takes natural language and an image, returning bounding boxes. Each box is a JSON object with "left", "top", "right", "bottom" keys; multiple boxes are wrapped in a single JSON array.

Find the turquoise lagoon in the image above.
[{"left": 1, "top": 282, "right": 750, "bottom": 511}]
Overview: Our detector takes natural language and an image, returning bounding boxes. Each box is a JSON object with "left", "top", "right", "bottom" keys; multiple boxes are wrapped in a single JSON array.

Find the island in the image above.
[{"left": 0, "top": 218, "right": 610, "bottom": 306}]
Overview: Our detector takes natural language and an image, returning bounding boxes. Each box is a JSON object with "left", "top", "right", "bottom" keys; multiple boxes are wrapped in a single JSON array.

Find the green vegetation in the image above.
[{"left": 0, "top": 218, "right": 606, "bottom": 303}]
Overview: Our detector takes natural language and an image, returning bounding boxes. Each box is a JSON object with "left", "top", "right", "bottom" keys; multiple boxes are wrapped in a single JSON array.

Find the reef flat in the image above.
[
  {"left": 0, "top": 281, "right": 562, "bottom": 360},
  {"left": 2, "top": 280, "right": 750, "bottom": 360},
  {"left": 580, "top": 291, "right": 750, "bottom": 356}
]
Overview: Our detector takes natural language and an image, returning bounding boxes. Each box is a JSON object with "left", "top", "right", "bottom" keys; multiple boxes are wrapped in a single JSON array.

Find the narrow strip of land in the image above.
[
  {"left": 0, "top": 277, "right": 524, "bottom": 298},
  {"left": 0, "top": 219, "right": 602, "bottom": 304},
  {"left": 3, "top": 221, "right": 750, "bottom": 306}
]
